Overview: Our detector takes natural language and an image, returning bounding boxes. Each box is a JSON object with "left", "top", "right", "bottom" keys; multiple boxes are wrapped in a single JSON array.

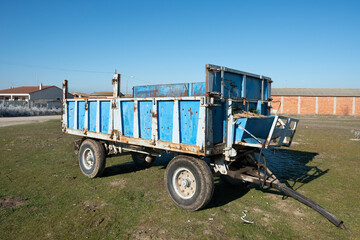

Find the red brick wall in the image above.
[
  {"left": 271, "top": 95, "right": 359, "bottom": 116},
  {"left": 356, "top": 97, "right": 360, "bottom": 116},
  {"left": 300, "top": 97, "right": 316, "bottom": 114},
  {"left": 336, "top": 97, "right": 353, "bottom": 115},
  {"left": 318, "top": 97, "right": 334, "bottom": 115},
  {"left": 283, "top": 96, "right": 298, "bottom": 114}
]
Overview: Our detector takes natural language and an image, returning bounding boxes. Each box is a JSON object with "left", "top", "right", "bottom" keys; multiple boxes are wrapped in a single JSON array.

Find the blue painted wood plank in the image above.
[
  {"left": 67, "top": 101, "right": 75, "bottom": 129},
  {"left": 77, "top": 101, "right": 85, "bottom": 130},
  {"left": 179, "top": 100, "right": 200, "bottom": 145},
  {"left": 88, "top": 101, "right": 97, "bottom": 132},
  {"left": 100, "top": 101, "right": 110, "bottom": 133},
  {"left": 157, "top": 101, "right": 174, "bottom": 142},
  {"left": 212, "top": 104, "right": 224, "bottom": 144},
  {"left": 133, "top": 83, "right": 189, "bottom": 97},
  {"left": 121, "top": 101, "right": 134, "bottom": 137},
  {"left": 190, "top": 82, "right": 206, "bottom": 96},
  {"left": 138, "top": 101, "right": 152, "bottom": 139},
  {"left": 233, "top": 118, "right": 247, "bottom": 142},
  {"left": 242, "top": 116, "right": 275, "bottom": 140},
  {"left": 246, "top": 76, "right": 262, "bottom": 100},
  {"left": 223, "top": 72, "right": 243, "bottom": 98}
]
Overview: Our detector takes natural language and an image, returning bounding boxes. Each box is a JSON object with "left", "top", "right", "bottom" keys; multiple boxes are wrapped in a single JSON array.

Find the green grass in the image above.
[{"left": 0, "top": 116, "right": 359, "bottom": 239}]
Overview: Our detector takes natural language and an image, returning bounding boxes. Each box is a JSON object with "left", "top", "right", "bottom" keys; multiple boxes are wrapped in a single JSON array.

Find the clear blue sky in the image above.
[{"left": 0, "top": 0, "right": 359, "bottom": 94}]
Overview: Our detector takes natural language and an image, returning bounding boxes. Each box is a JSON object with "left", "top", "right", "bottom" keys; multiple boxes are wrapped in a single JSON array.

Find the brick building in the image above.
[{"left": 271, "top": 88, "right": 360, "bottom": 116}]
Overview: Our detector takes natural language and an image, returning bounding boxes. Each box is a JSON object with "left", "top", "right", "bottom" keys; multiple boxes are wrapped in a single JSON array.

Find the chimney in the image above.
[{"left": 39, "top": 83, "right": 43, "bottom": 90}]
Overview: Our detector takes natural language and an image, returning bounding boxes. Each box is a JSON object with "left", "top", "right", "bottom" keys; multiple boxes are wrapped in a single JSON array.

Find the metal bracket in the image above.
[
  {"left": 213, "top": 155, "right": 228, "bottom": 175},
  {"left": 111, "top": 100, "right": 117, "bottom": 109}
]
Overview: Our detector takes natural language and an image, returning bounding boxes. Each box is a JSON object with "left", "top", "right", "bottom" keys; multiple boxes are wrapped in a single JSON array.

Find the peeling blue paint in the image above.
[
  {"left": 157, "top": 101, "right": 174, "bottom": 142},
  {"left": 88, "top": 101, "right": 97, "bottom": 132},
  {"left": 121, "top": 101, "right": 134, "bottom": 137},
  {"left": 100, "top": 101, "right": 110, "bottom": 133},
  {"left": 179, "top": 101, "right": 200, "bottom": 145},
  {"left": 77, "top": 101, "right": 85, "bottom": 130},
  {"left": 139, "top": 101, "right": 152, "bottom": 139}
]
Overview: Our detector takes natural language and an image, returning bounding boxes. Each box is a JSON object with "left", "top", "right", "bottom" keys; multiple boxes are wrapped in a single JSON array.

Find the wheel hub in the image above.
[
  {"left": 82, "top": 148, "right": 94, "bottom": 170},
  {"left": 172, "top": 168, "right": 196, "bottom": 199}
]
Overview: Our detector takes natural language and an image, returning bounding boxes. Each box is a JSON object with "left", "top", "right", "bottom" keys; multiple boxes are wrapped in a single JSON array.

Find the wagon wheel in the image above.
[
  {"left": 165, "top": 155, "right": 214, "bottom": 211},
  {"left": 131, "top": 152, "right": 155, "bottom": 168},
  {"left": 78, "top": 139, "right": 106, "bottom": 178}
]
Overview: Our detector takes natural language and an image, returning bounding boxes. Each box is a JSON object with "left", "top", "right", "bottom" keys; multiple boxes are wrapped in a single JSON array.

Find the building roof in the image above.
[
  {"left": 272, "top": 88, "right": 360, "bottom": 97},
  {"left": 0, "top": 85, "right": 53, "bottom": 94}
]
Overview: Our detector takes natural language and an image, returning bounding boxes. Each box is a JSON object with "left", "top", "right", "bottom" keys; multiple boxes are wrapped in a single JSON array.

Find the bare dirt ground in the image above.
[{"left": 0, "top": 115, "right": 60, "bottom": 127}]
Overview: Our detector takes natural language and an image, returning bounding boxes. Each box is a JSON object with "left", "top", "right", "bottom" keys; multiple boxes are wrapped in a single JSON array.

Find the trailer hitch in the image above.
[{"left": 227, "top": 164, "right": 349, "bottom": 231}]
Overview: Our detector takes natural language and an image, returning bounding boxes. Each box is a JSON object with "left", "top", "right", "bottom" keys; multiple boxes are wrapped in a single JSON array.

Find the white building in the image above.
[{"left": 0, "top": 84, "right": 71, "bottom": 107}]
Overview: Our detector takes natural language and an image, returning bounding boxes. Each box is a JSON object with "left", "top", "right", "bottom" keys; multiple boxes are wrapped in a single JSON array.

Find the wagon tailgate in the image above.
[{"left": 270, "top": 116, "right": 299, "bottom": 147}]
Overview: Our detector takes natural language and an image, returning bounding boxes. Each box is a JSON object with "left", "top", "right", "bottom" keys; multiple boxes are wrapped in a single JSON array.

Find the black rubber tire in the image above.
[
  {"left": 165, "top": 155, "right": 214, "bottom": 211},
  {"left": 78, "top": 139, "right": 106, "bottom": 178},
  {"left": 131, "top": 152, "right": 155, "bottom": 168}
]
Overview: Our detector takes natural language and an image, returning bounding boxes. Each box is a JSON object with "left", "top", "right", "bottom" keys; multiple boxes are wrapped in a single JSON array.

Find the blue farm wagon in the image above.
[{"left": 62, "top": 64, "right": 346, "bottom": 229}]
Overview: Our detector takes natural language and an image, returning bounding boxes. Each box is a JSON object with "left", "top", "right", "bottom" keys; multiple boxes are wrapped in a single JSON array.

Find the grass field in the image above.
[{"left": 0, "top": 116, "right": 359, "bottom": 239}]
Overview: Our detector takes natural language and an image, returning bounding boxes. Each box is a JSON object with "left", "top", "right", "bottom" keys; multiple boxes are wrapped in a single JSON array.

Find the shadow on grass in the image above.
[
  {"left": 102, "top": 149, "right": 329, "bottom": 208},
  {"left": 206, "top": 179, "right": 251, "bottom": 209},
  {"left": 102, "top": 153, "right": 174, "bottom": 178},
  {"left": 207, "top": 149, "right": 328, "bottom": 208},
  {"left": 264, "top": 149, "right": 328, "bottom": 191}
]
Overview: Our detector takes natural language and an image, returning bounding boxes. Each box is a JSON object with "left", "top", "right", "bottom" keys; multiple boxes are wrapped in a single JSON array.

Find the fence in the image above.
[{"left": 0, "top": 100, "right": 62, "bottom": 117}]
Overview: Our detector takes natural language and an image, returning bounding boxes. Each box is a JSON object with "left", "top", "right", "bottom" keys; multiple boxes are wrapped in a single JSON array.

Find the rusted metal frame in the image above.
[
  {"left": 172, "top": 99, "right": 180, "bottom": 144},
  {"left": 212, "top": 155, "right": 228, "bottom": 175},
  {"left": 74, "top": 99, "right": 78, "bottom": 130},
  {"left": 206, "top": 64, "right": 272, "bottom": 82},
  {"left": 84, "top": 99, "right": 88, "bottom": 133},
  {"left": 112, "top": 73, "right": 121, "bottom": 98},
  {"left": 257, "top": 144, "right": 267, "bottom": 188},
  {"left": 233, "top": 141, "right": 262, "bottom": 148},
  {"left": 261, "top": 77, "right": 264, "bottom": 101},
  {"left": 62, "top": 80, "right": 68, "bottom": 101},
  {"left": 96, "top": 99, "right": 100, "bottom": 132},
  {"left": 151, "top": 98, "right": 158, "bottom": 144},
  {"left": 111, "top": 100, "right": 120, "bottom": 140},
  {"left": 205, "top": 67, "right": 209, "bottom": 93},
  {"left": 220, "top": 70, "right": 225, "bottom": 99},
  {"left": 243, "top": 75, "right": 247, "bottom": 99},
  {"left": 133, "top": 99, "right": 139, "bottom": 138},
  {"left": 212, "top": 142, "right": 225, "bottom": 155},
  {"left": 196, "top": 97, "right": 207, "bottom": 152},
  {"left": 117, "top": 99, "right": 123, "bottom": 135},
  {"left": 232, "top": 168, "right": 346, "bottom": 230},
  {"left": 109, "top": 99, "right": 114, "bottom": 135},
  {"left": 224, "top": 99, "right": 236, "bottom": 160},
  {"left": 105, "top": 141, "right": 163, "bottom": 157},
  {"left": 268, "top": 80, "right": 272, "bottom": 101},
  {"left": 66, "top": 128, "right": 206, "bottom": 156},
  {"left": 115, "top": 96, "right": 203, "bottom": 101}
]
